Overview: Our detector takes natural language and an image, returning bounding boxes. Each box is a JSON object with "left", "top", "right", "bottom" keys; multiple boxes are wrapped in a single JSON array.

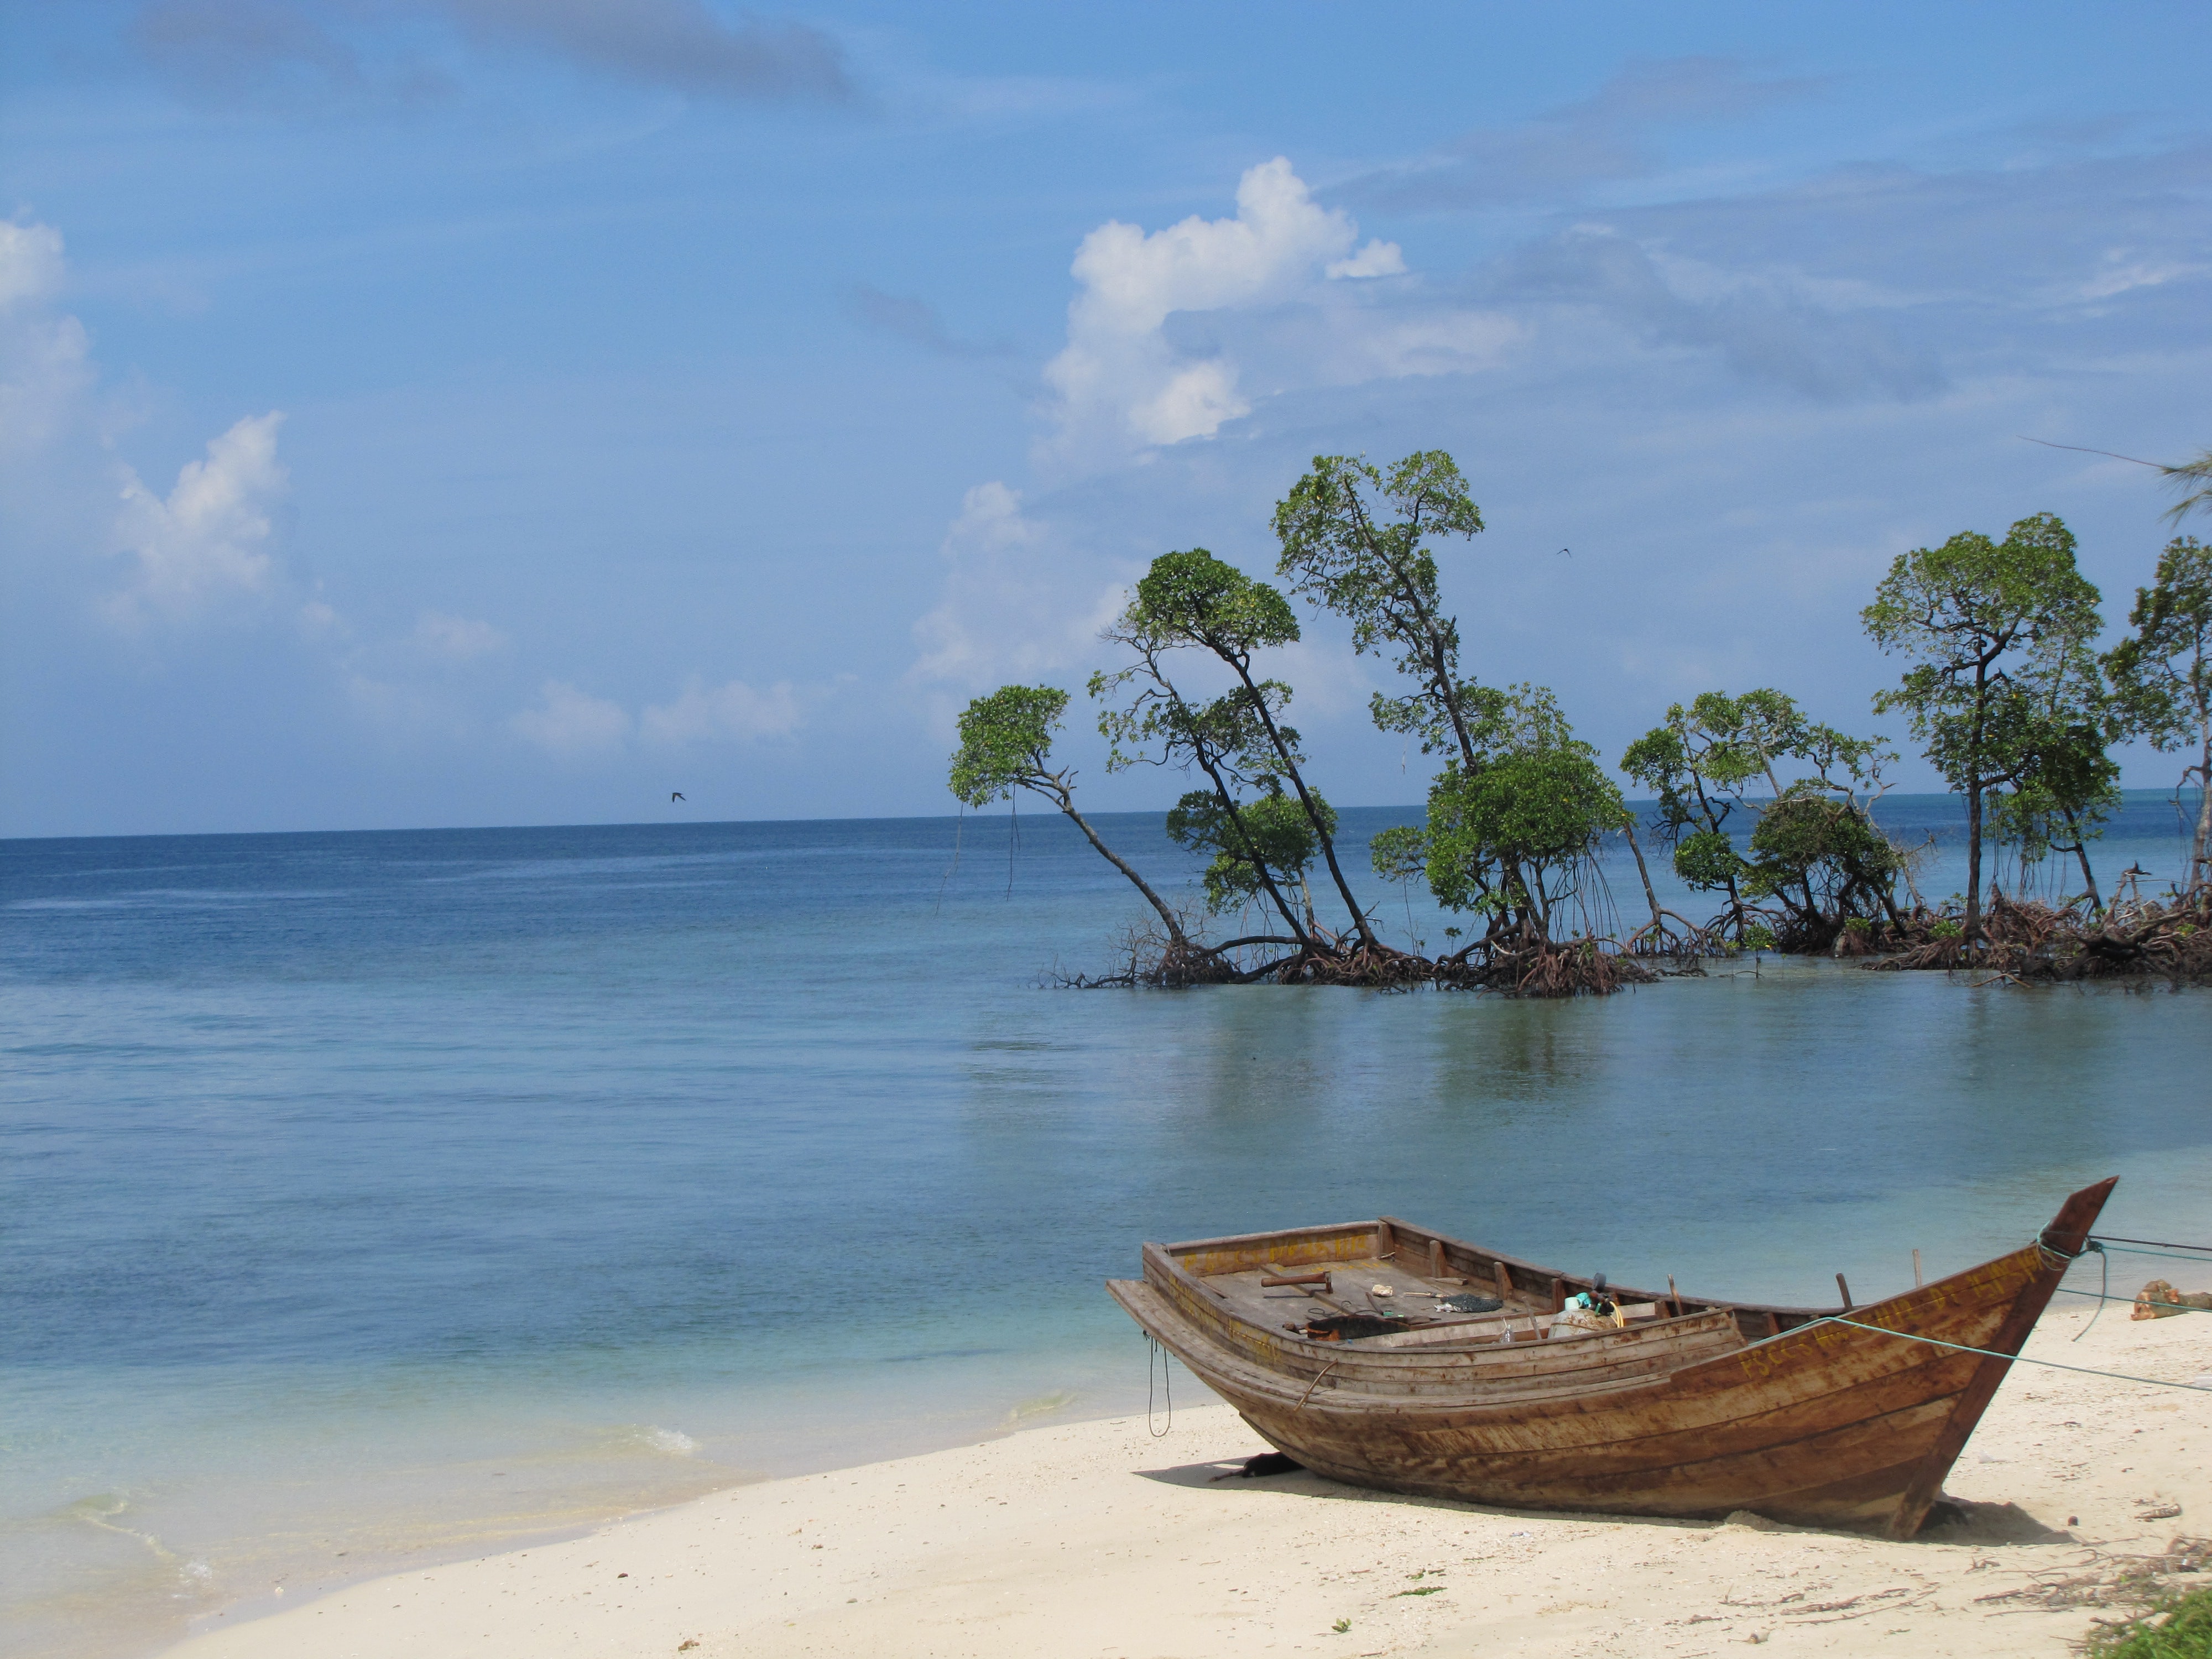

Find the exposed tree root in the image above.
[
  {"left": 1861, "top": 892, "right": 2212, "bottom": 982},
  {"left": 1058, "top": 889, "right": 2211, "bottom": 995},
  {"left": 1058, "top": 915, "right": 1654, "bottom": 996}
]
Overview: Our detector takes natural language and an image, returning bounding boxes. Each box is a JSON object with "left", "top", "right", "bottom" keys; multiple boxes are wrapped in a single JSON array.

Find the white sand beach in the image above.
[{"left": 164, "top": 1299, "right": 2210, "bottom": 1659}]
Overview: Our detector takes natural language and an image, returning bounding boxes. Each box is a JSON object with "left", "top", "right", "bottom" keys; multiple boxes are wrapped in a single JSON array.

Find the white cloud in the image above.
[
  {"left": 639, "top": 676, "right": 801, "bottom": 744},
  {"left": 414, "top": 609, "right": 508, "bottom": 660},
  {"left": 0, "top": 221, "right": 92, "bottom": 456},
  {"left": 107, "top": 412, "right": 288, "bottom": 625},
  {"left": 0, "top": 221, "right": 66, "bottom": 310},
  {"left": 2077, "top": 252, "right": 2206, "bottom": 302},
  {"left": 1326, "top": 238, "right": 1406, "bottom": 280},
  {"left": 1319, "top": 310, "right": 1524, "bottom": 384},
  {"left": 1042, "top": 156, "right": 1364, "bottom": 457},
  {"left": 0, "top": 313, "right": 91, "bottom": 456},
  {"left": 1036, "top": 159, "right": 1535, "bottom": 464},
  {"left": 909, "top": 481, "right": 1125, "bottom": 694},
  {"left": 510, "top": 679, "right": 631, "bottom": 754}
]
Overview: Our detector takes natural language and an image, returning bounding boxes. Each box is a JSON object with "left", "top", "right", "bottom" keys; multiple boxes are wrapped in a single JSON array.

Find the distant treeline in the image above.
[{"left": 949, "top": 449, "right": 2212, "bottom": 993}]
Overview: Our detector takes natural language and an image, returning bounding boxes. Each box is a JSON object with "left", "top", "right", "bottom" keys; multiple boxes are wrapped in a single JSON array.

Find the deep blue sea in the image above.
[{"left": 4, "top": 794, "right": 2208, "bottom": 1658}]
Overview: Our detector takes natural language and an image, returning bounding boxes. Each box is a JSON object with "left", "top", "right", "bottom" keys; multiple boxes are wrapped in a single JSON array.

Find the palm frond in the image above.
[{"left": 2159, "top": 448, "right": 2212, "bottom": 525}]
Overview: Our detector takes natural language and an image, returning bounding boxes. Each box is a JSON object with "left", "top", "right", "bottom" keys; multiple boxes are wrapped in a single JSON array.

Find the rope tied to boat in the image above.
[
  {"left": 2033, "top": 1227, "right": 2095, "bottom": 1269},
  {"left": 2046, "top": 1229, "right": 2212, "bottom": 1342},
  {"left": 2056, "top": 1285, "right": 2212, "bottom": 1316},
  {"left": 2022, "top": 1226, "right": 2117, "bottom": 1342},
  {"left": 2068, "top": 1238, "right": 2109, "bottom": 1343},
  {"left": 2088, "top": 1234, "right": 2212, "bottom": 1263},
  {"left": 1803, "top": 1315, "right": 2210, "bottom": 1394},
  {"left": 1145, "top": 1336, "right": 1173, "bottom": 1438}
]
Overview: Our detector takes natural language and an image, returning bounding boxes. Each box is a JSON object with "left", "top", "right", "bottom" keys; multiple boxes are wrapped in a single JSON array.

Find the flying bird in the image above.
[{"left": 670, "top": 792, "right": 686, "bottom": 802}]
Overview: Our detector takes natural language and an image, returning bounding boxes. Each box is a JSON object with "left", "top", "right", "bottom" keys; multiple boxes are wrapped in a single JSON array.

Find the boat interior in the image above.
[{"left": 1161, "top": 1216, "right": 1835, "bottom": 1348}]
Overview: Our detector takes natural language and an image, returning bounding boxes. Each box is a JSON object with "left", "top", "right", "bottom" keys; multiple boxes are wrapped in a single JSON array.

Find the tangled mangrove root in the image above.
[
  {"left": 1058, "top": 889, "right": 2211, "bottom": 995},
  {"left": 1863, "top": 893, "right": 2212, "bottom": 983},
  {"left": 1058, "top": 915, "right": 1652, "bottom": 996},
  {"left": 1477, "top": 937, "right": 1657, "bottom": 996}
]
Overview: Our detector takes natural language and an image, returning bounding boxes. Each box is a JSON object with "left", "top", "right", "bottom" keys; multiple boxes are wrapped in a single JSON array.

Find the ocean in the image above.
[{"left": 3, "top": 793, "right": 2208, "bottom": 1658}]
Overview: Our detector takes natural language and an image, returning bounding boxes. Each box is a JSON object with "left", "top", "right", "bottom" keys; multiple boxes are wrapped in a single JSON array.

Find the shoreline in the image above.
[{"left": 162, "top": 1302, "right": 2211, "bottom": 1659}]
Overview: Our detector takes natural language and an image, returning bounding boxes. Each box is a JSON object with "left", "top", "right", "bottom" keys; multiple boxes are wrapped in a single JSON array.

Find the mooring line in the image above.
[
  {"left": 2090, "top": 1233, "right": 2212, "bottom": 1254},
  {"left": 2070, "top": 1239, "right": 2111, "bottom": 1342},
  {"left": 1816, "top": 1316, "right": 2210, "bottom": 1393},
  {"left": 2054, "top": 1285, "right": 2212, "bottom": 1316},
  {"left": 1146, "top": 1336, "right": 1173, "bottom": 1438},
  {"left": 2090, "top": 1238, "right": 2212, "bottom": 1264}
]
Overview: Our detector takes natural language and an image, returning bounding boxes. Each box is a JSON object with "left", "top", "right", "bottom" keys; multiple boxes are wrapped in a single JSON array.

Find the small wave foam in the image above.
[
  {"left": 638, "top": 1426, "right": 697, "bottom": 1456},
  {"left": 61, "top": 1492, "right": 179, "bottom": 1565},
  {"left": 1000, "top": 1390, "right": 1078, "bottom": 1427}
]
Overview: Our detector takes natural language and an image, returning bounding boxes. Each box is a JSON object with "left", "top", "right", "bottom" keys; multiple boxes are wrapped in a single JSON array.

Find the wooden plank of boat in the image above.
[{"left": 1106, "top": 1176, "right": 2114, "bottom": 1536}]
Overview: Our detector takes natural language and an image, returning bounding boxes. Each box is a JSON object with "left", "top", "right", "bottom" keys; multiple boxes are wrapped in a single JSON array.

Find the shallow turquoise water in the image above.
[{"left": 2, "top": 797, "right": 2206, "bottom": 1657}]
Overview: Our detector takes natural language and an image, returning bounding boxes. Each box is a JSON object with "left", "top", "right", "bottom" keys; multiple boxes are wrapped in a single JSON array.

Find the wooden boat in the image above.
[{"left": 1107, "top": 1177, "right": 2114, "bottom": 1537}]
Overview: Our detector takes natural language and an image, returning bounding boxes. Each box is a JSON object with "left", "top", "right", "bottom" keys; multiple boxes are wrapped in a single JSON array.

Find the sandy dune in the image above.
[{"left": 164, "top": 1301, "right": 2210, "bottom": 1659}]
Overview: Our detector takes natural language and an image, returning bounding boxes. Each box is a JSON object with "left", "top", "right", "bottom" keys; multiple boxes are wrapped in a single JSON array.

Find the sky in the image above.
[{"left": 2, "top": 2, "right": 2208, "bottom": 838}]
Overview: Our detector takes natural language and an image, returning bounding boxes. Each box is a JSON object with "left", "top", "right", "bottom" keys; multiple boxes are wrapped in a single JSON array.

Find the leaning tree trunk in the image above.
[
  {"left": 1623, "top": 822, "right": 1665, "bottom": 940},
  {"left": 2193, "top": 737, "right": 2212, "bottom": 895},
  {"left": 1229, "top": 664, "right": 1380, "bottom": 952},
  {"left": 1048, "top": 790, "right": 1189, "bottom": 947},
  {"left": 1965, "top": 778, "right": 1985, "bottom": 951},
  {"left": 2062, "top": 809, "right": 2103, "bottom": 915},
  {"left": 1196, "top": 757, "right": 1313, "bottom": 949}
]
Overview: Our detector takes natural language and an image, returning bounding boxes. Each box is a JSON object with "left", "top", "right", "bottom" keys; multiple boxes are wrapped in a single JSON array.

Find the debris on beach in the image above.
[{"left": 2132, "top": 1279, "right": 2212, "bottom": 1319}]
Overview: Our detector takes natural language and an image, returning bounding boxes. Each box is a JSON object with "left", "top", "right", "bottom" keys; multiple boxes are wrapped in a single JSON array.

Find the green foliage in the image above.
[
  {"left": 2081, "top": 1584, "right": 2212, "bottom": 1658},
  {"left": 1368, "top": 823, "right": 1431, "bottom": 886},
  {"left": 1408, "top": 686, "right": 1625, "bottom": 920},
  {"left": 1928, "top": 919, "right": 1964, "bottom": 940},
  {"left": 1987, "top": 554, "right": 2124, "bottom": 885},
  {"left": 949, "top": 681, "right": 1194, "bottom": 943},
  {"left": 1091, "top": 549, "right": 1355, "bottom": 940},
  {"left": 1863, "top": 512, "right": 2103, "bottom": 801},
  {"left": 1674, "top": 827, "right": 1747, "bottom": 893},
  {"left": 1092, "top": 675, "right": 1288, "bottom": 786},
  {"left": 2106, "top": 536, "right": 2212, "bottom": 886},
  {"left": 1273, "top": 451, "right": 1485, "bottom": 759},
  {"left": 1863, "top": 512, "right": 2105, "bottom": 928},
  {"left": 1133, "top": 547, "right": 1301, "bottom": 660},
  {"left": 1167, "top": 785, "right": 1331, "bottom": 916},
  {"left": 1089, "top": 551, "right": 1302, "bottom": 789},
  {"left": 1743, "top": 793, "right": 1898, "bottom": 918},
  {"left": 950, "top": 685, "right": 1070, "bottom": 807},
  {"left": 1620, "top": 688, "right": 1893, "bottom": 910},
  {"left": 2108, "top": 537, "right": 2212, "bottom": 750},
  {"left": 1983, "top": 722, "right": 2122, "bottom": 872}
]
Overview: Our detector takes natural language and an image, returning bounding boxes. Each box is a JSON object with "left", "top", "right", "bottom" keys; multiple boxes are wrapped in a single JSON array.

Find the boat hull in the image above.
[{"left": 1108, "top": 1178, "right": 2113, "bottom": 1536}]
